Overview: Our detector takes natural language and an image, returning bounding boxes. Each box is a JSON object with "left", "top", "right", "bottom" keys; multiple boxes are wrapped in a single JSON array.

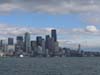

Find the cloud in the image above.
[
  {"left": 0, "top": 3, "right": 19, "bottom": 12},
  {"left": 0, "top": 24, "right": 52, "bottom": 36},
  {"left": 0, "top": 24, "right": 99, "bottom": 37},
  {"left": 85, "top": 25, "right": 98, "bottom": 32},
  {"left": 0, "top": 0, "right": 99, "bottom": 14},
  {"left": 0, "top": 0, "right": 99, "bottom": 25}
]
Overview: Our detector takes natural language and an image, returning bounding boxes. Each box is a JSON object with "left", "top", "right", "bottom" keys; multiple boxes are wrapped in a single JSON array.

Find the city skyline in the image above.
[
  {"left": 0, "top": 30, "right": 100, "bottom": 57},
  {"left": 0, "top": 0, "right": 100, "bottom": 51}
]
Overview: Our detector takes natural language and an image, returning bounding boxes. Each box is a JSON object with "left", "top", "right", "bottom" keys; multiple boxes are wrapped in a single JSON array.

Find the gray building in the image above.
[
  {"left": 77, "top": 44, "right": 81, "bottom": 52},
  {"left": 48, "top": 37, "right": 55, "bottom": 56},
  {"left": 8, "top": 38, "right": 14, "bottom": 45},
  {"left": 31, "top": 41, "right": 37, "bottom": 51},
  {"left": 45, "top": 35, "right": 50, "bottom": 50},
  {"left": 54, "top": 41, "right": 59, "bottom": 56},
  {"left": 0, "top": 40, "right": 3, "bottom": 49},
  {"left": 36, "top": 36, "right": 42, "bottom": 46},
  {"left": 41, "top": 39, "right": 46, "bottom": 56},
  {"left": 0, "top": 40, "right": 6, "bottom": 52},
  {"left": 31, "top": 41, "right": 38, "bottom": 57},
  {"left": 15, "top": 36, "right": 24, "bottom": 55},
  {"left": 24, "top": 32, "right": 31, "bottom": 53},
  {"left": 51, "top": 29, "right": 57, "bottom": 42},
  {"left": 17, "top": 36, "right": 23, "bottom": 44}
]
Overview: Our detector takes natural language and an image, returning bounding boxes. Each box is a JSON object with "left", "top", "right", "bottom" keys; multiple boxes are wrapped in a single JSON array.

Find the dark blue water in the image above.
[{"left": 0, "top": 57, "right": 100, "bottom": 75}]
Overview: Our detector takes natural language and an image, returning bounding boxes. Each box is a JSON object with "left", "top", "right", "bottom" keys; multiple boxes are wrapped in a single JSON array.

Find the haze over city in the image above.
[{"left": 0, "top": 0, "right": 100, "bottom": 51}]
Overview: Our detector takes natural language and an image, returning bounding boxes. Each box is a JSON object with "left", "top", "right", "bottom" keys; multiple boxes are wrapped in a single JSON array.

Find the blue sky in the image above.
[
  {"left": 0, "top": 11, "right": 85, "bottom": 28},
  {"left": 0, "top": 0, "right": 100, "bottom": 51}
]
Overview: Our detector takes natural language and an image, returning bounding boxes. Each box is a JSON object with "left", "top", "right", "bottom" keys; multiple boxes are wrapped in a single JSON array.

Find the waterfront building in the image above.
[
  {"left": 7, "top": 45, "right": 15, "bottom": 56},
  {"left": 37, "top": 46, "right": 43, "bottom": 56},
  {"left": 7, "top": 38, "right": 14, "bottom": 55},
  {"left": 0, "top": 40, "right": 7, "bottom": 52},
  {"left": 7, "top": 45, "right": 15, "bottom": 51},
  {"left": 24, "top": 32, "right": 31, "bottom": 53},
  {"left": 48, "top": 37, "right": 55, "bottom": 56},
  {"left": 15, "top": 36, "right": 24, "bottom": 55},
  {"left": 0, "top": 40, "right": 3, "bottom": 51},
  {"left": 0, "top": 40, "right": 3, "bottom": 47},
  {"left": 31, "top": 41, "right": 37, "bottom": 56}
]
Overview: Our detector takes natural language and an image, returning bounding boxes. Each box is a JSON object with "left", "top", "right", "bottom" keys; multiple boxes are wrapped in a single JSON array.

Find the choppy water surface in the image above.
[{"left": 0, "top": 57, "right": 100, "bottom": 75}]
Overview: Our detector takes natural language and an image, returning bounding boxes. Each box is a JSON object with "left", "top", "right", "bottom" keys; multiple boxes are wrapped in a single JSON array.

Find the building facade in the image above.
[{"left": 24, "top": 32, "right": 31, "bottom": 53}]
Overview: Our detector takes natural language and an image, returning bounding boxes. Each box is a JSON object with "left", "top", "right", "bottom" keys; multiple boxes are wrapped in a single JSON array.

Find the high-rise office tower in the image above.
[
  {"left": 78, "top": 44, "right": 81, "bottom": 52},
  {"left": 24, "top": 32, "right": 31, "bottom": 53},
  {"left": 0, "top": 40, "right": 4, "bottom": 52},
  {"left": 54, "top": 41, "right": 59, "bottom": 56},
  {"left": 51, "top": 29, "right": 57, "bottom": 42},
  {"left": 15, "top": 36, "right": 24, "bottom": 53},
  {"left": 8, "top": 38, "right": 14, "bottom": 45},
  {"left": 31, "top": 41, "right": 37, "bottom": 51},
  {"left": 1, "top": 40, "right": 7, "bottom": 52},
  {"left": 48, "top": 37, "right": 55, "bottom": 56},
  {"left": 41, "top": 39, "right": 46, "bottom": 55},
  {"left": 45, "top": 35, "right": 50, "bottom": 49},
  {"left": 45, "top": 35, "right": 52, "bottom": 56},
  {"left": 16, "top": 36, "right": 23, "bottom": 44},
  {"left": 7, "top": 38, "right": 15, "bottom": 53},
  {"left": 0, "top": 40, "right": 3, "bottom": 47},
  {"left": 36, "top": 36, "right": 42, "bottom": 46},
  {"left": 31, "top": 40, "right": 38, "bottom": 56}
]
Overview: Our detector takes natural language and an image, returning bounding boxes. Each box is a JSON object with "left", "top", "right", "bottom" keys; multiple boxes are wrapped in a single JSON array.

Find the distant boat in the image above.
[{"left": 19, "top": 54, "right": 24, "bottom": 58}]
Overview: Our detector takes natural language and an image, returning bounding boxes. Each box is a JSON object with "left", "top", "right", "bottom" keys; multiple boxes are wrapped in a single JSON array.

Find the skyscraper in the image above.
[
  {"left": 31, "top": 41, "right": 38, "bottom": 57},
  {"left": 77, "top": 44, "right": 81, "bottom": 52},
  {"left": 24, "top": 32, "right": 31, "bottom": 53},
  {"left": 31, "top": 41, "right": 37, "bottom": 51},
  {"left": 36, "top": 36, "right": 42, "bottom": 46},
  {"left": 48, "top": 37, "right": 55, "bottom": 56},
  {"left": 45, "top": 35, "right": 50, "bottom": 49},
  {"left": 17, "top": 36, "right": 23, "bottom": 44},
  {"left": 7, "top": 38, "right": 15, "bottom": 53},
  {"left": 41, "top": 39, "right": 46, "bottom": 56},
  {"left": 15, "top": 36, "right": 24, "bottom": 54},
  {"left": 0, "top": 40, "right": 4, "bottom": 52},
  {"left": 0, "top": 40, "right": 3, "bottom": 47},
  {"left": 8, "top": 38, "right": 14, "bottom": 45},
  {"left": 51, "top": 29, "right": 57, "bottom": 42}
]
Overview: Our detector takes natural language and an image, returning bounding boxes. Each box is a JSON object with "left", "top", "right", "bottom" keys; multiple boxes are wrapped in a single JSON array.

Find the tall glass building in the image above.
[
  {"left": 51, "top": 29, "right": 57, "bottom": 42},
  {"left": 36, "top": 36, "right": 42, "bottom": 46},
  {"left": 15, "top": 36, "right": 24, "bottom": 53},
  {"left": 24, "top": 32, "right": 31, "bottom": 53},
  {"left": 45, "top": 35, "right": 50, "bottom": 49},
  {"left": 8, "top": 38, "right": 14, "bottom": 45},
  {"left": 17, "top": 36, "right": 23, "bottom": 44}
]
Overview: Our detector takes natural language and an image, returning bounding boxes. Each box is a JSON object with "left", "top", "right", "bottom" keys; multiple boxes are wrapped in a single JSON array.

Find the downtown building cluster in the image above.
[
  {"left": 0, "top": 29, "right": 61, "bottom": 57},
  {"left": 0, "top": 29, "right": 100, "bottom": 57}
]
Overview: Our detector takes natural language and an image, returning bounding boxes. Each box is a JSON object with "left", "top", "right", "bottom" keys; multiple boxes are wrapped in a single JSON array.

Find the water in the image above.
[{"left": 0, "top": 57, "right": 100, "bottom": 75}]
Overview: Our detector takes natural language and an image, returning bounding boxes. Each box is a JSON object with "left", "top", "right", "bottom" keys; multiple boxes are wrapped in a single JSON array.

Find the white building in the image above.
[{"left": 7, "top": 45, "right": 15, "bottom": 51}]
